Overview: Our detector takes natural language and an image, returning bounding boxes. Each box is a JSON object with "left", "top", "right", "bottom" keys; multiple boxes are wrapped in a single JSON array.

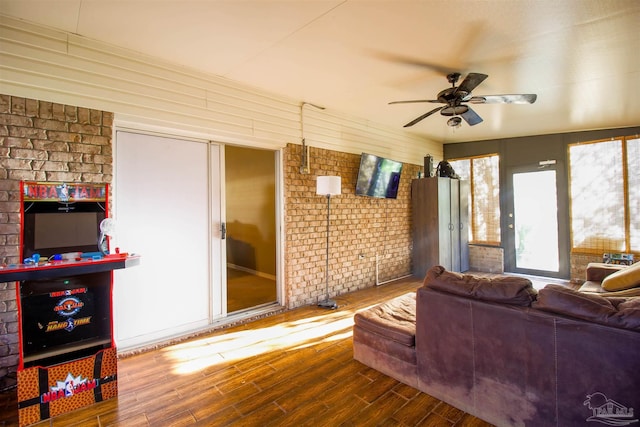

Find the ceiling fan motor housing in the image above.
[
  {"left": 437, "top": 87, "right": 470, "bottom": 116},
  {"left": 441, "top": 105, "right": 469, "bottom": 116}
]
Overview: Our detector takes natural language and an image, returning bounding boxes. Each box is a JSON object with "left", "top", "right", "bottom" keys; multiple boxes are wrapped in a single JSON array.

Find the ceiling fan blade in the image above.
[
  {"left": 389, "top": 99, "right": 441, "bottom": 105},
  {"left": 457, "top": 73, "right": 488, "bottom": 94},
  {"left": 374, "top": 52, "right": 458, "bottom": 75},
  {"left": 404, "top": 106, "right": 444, "bottom": 127},
  {"left": 460, "top": 107, "right": 483, "bottom": 126},
  {"left": 469, "top": 94, "right": 537, "bottom": 104}
]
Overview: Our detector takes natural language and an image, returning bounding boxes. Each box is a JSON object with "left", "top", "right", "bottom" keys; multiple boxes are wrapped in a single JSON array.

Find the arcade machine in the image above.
[{"left": 0, "top": 181, "right": 139, "bottom": 426}]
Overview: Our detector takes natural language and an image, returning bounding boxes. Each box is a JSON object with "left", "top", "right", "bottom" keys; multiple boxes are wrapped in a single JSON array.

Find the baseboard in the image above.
[{"left": 227, "top": 264, "right": 276, "bottom": 281}]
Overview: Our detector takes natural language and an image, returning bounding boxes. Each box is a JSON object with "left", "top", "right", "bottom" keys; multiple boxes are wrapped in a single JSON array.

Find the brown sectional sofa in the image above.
[{"left": 353, "top": 266, "right": 640, "bottom": 427}]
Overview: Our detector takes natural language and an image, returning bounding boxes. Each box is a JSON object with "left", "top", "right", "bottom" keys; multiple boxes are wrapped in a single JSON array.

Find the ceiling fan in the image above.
[{"left": 389, "top": 72, "right": 537, "bottom": 128}]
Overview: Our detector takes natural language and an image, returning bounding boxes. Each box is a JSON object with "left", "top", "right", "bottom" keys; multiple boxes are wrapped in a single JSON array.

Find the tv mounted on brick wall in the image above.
[{"left": 355, "top": 153, "right": 403, "bottom": 199}]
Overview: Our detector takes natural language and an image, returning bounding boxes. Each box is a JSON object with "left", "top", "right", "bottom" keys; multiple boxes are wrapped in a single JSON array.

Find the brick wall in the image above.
[
  {"left": 284, "top": 143, "right": 420, "bottom": 308},
  {"left": 469, "top": 245, "right": 604, "bottom": 282},
  {"left": 0, "top": 94, "right": 113, "bottom": 390},
  {"left": 570, "top": 252, "right": 604, "bottom": 284},
  {"left": 469, "top": 245, "right": 504, "bottom": 273}
]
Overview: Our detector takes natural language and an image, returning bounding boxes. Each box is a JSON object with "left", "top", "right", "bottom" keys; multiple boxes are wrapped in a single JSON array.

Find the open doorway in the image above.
[{"left": 225, "top": 146, "right": 278, "bottom": 312}]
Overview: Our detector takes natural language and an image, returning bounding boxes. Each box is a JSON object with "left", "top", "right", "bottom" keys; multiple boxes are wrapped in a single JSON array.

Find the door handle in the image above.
[{"left": 221, "top": 222, "right": 226, "bottom": 239}]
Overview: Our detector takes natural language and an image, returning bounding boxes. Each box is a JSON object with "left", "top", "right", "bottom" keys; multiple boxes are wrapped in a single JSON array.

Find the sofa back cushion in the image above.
[
  {"left": 535, "top": 284, "right": 640, "bottom": 331},
  {"left": 423, "top": 265, "right": 537, "bottom": 306},
  {"left": 601, "top": 261, "right": 640, "bottom": 291}
]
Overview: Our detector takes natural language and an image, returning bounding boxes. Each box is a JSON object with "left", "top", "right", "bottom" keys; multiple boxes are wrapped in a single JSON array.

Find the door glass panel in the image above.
[
  {"left": 225, "top": 146, "right": 277, "bottom": 312},
  {"left": 513, "top": 170, "right": 559, "bottom": 272}
]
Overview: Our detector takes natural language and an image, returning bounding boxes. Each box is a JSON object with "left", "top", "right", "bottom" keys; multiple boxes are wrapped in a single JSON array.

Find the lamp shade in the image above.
[{"left": 316, "top": 176, "right": 341, "bottom": 196}]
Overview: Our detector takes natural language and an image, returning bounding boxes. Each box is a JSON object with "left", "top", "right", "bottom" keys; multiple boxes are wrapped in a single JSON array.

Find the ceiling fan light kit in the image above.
[
  {"left": 447, "top": 116, "right": 462, "bottom": 128},
  {"left": 390, "top": 72, "right": 537, "bottom": 128}
]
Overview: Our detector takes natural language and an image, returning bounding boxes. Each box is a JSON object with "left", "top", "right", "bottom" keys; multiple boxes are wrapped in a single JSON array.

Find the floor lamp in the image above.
[{"left": 316, "top": 175, "right": 341, "bottom": 309}]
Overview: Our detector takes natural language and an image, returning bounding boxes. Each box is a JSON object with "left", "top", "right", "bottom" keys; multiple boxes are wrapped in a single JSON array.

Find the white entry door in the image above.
[
  {"left": 506, "top": 165, "right": 563, "bottom": 277},
  {"left": 113, "top": 131, "right": 222, "bottom": 350}
]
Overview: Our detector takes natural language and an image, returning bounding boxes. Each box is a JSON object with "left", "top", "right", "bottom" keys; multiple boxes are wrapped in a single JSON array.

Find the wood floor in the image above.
[
  {"left": 1, "top": 276, "right": 495, "bottom": 427},
  {"left": 226, "top": 268, "right": 277, "bottom": 313}
]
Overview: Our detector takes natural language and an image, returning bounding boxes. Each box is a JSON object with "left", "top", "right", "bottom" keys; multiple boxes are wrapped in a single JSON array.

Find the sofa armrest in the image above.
[{"left": 585, "top": 262, "right": 627, "bottom": 282}]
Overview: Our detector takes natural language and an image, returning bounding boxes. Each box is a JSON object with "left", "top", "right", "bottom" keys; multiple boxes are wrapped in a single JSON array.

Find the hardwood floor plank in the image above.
[
  {"left": 390, "top": 392, "right": 441, "bottom": 426},
  {"left": 214, "top": 364, "right": 277, "bottom": 395},
  {"left": 232, "top": 374, "right": 295, "bottom": 416},
  {"left": 152, "top": 410, "right": 197, "bottom": 427},
  {"left": 274, "top": 357, "right": 344, "bottom": 413},
  {"left": 311, "top": 394, "right": 369, "bottom": 427},
  {"left": 392, "top": 382, "right": 421, "bottom": 400},
  {"left": 227, "top": 402, "right": 285, "bottom": 427},
  {"left": 417, "top": 411, "right": 455, "bottom": 427},
  {"left": 433, "top": 401, "right": 466, "bottom": 424},
  {"left": 326, "top": 356, "right": 368, "bottom": 382},
  {"left": 49, "top": 403, "right": 104, "bottom": 427},
  {"left": 357, "top": 363, "right": 396, "bottom": 383},
  {"left": 353, "top": 390, "right": 409, "bottom": 426},
  {"left": 191, "top": 404, "right": 241, "bottom": 426},
  {"left": 213, "top": 381, "right": 261, "bottom": 410},
  {"left": 454, "top": 413, "right": 496, "bottom": 427},
  {"left": 356, "top": 375, "right": 400, "bottom": 404},
  {"left": 267, "top": 398, "right": 328, "bottom": 427},
  {"left": 103, "top": 412, "right": 150, "bottom": 427},
  {"left": 319, "top": 372, "right": 373, "bottom": 409}
]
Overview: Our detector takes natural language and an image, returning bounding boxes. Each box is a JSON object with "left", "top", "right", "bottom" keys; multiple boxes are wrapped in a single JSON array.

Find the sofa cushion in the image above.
[
  {"left": 601, "top": 261, "right": 640, "bottom": 291},
  {"left": 535, "top": 284, "right": 640, "bottom": 331},
  {"left": 423, "top": 265, "right": 537, "bottom": 306},
  {"left": 579, "top": 280, "right": 640, "bottom": 297},
  {"left": 586, "top": 262, "right": 627, "bottom": 282},
  {"left": 353, "top": 292, "right": 416, "bottom": 347}
]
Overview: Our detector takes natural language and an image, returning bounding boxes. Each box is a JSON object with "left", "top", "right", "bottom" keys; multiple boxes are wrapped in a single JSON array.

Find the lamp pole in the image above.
[
  {"left": 316, "top": 176, "right": 340, "bottom": 309},
  {"left": 318, "top": 193, "right": 337, "bottom": 308}
]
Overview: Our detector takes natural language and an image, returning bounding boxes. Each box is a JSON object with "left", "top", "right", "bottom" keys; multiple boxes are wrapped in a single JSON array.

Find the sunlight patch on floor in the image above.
[{"left": 163, "top": 307, "right": 362, "bottom": 375}]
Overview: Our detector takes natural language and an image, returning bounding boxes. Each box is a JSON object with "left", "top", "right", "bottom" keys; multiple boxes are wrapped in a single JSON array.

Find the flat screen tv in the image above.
[{"left": 355, "top": 153, "right": 403, "bottom": 199}]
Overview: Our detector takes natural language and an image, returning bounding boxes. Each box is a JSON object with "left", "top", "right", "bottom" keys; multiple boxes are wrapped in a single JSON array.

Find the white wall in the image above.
[{"left": 0, "top": 15, "right": 442, "bottom": 163}]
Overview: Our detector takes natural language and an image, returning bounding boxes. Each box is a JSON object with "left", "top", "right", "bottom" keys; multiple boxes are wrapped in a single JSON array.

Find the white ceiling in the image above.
[{"left": 1, "top": 0, "right": 639, "bottom": 143}]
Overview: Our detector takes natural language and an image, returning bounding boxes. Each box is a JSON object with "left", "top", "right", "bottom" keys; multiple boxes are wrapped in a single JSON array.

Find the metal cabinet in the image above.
[{"left": 412, "top": 177, "right": 469, "bottom": 278}]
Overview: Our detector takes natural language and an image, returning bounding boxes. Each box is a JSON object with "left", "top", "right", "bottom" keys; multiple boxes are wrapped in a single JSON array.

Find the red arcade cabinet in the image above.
[{"left": 0, "top": 181, "right": 139, "bottom": 426}]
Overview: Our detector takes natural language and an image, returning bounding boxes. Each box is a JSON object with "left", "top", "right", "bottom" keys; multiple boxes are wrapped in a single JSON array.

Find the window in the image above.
[
  {"left": 629, "top": 138, "right": 640, "bottom": 250},
  {"left": 449, "top": 155, "right": 501, "bottom": 245},
  {"left": 568, "top": 136, "right": 639, "bottom": 254}
]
